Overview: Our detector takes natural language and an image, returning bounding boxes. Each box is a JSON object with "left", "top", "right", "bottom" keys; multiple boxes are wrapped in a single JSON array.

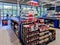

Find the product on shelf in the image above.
[
  {"left": 38, "top": 18, "right": 56, "bottom": 45},
  {"left": 19, "top": 4, "right": 56, "bottom": 45},
  {"left": 11, "top": 20, "right": 19, "bottom": 36},
  {"left": 20, "top": 18, "right": 39, "bottom": 45}
]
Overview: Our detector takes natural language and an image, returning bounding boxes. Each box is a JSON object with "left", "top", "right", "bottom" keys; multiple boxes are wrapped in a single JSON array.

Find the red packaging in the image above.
[{"left": 28, "top": 14, "right": 33, "bottom": 17}]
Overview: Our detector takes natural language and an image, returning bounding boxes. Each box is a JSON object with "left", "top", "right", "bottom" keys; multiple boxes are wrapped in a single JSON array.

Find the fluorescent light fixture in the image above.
[
  {"left": 4, "top": 6, "right": 12, "bottom": 9},
  {"left": 50, "top": 1, "right": 55, "bottom": 4}
]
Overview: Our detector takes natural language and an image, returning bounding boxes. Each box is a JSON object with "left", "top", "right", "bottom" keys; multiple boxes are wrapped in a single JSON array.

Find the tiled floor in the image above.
[{"left": 48, "top": 29, "right": 60, "bottom": 45}]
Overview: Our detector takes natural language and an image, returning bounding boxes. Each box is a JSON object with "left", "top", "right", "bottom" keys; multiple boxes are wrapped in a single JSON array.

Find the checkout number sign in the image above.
[
  {"left": 2, "top": 20, "right": 8, "bottom": 26},
  {"left": 29, "top": 0, "right": 39, "bottom": 6}
]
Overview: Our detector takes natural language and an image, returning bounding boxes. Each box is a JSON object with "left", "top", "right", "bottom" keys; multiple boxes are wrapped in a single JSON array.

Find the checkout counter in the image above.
[{"left": 39, "top": 17, "right": 59, "bottom": 28}]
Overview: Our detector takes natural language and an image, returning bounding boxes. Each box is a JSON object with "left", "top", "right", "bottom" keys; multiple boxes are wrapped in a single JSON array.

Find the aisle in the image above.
[{"left": 48, "top": 29, "right": 60, "bottom": 45}]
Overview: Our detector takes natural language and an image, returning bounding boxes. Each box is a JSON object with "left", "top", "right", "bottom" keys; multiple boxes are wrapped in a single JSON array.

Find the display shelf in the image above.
[
  {"left": 26, "top": 37, "right": 39, "bottom": 43},
  {"left": 39, "top": 29, "right": 56, "bottom": 45},
  {"left": 20, "top": 18, "right": 56, "bottom": 45},
  {"left": 26, "top": 32, "right": 39, "bottom": 38},
  {"left": 21, "top": 22, "right": 39, "bottom": 45},
  {"left": 39, "top": 31, "right": 50, "bottom": 37},
  {"left": 11, "top": 19, "right": 20, "bottom": 36},
  {"left": 20, "top": 18, "right": 38, "bottom": 44},
  {"left": 11, "top": 20, "right": 19, "bottom": 25},
  {"left": 48, "top": 27, "right": 56, "bottom": 30},
  {"left": 39, "top": 35, "right": 49, "bottom": 40},
  {"left": 38, "top": 18, "right": 56, "bottom": 45},
  {"left": 26, "top": 39, "right": 39, "bottom": 45},
  {"left": 19, "top": 4, "right": 55, "bottom": 45}
]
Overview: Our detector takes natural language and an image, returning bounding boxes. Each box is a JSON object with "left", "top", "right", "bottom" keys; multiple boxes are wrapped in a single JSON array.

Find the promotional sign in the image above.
[
  {"left": 2, "top": 20, "right": 8, "bottom": 26},
  {"left": 28, "top": 0, "right": 39, "bottom": 6}
]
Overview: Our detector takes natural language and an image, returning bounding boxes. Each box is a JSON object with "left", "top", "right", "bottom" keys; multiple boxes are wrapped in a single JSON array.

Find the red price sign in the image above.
[
  {"left": 2, "top": 20, "right": 8, "bottom": 26},
  {"left": 28, "top": 1, "right": 39, "bottom": 6},
  {"left": 57, "top": 15, "right": 60, "bottom": 18}
]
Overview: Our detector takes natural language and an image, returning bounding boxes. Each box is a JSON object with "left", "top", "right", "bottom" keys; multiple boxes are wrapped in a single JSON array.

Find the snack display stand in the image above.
[
  {"left": 21, "top": 19, "right": 39, "bottom": 45},
  {"left": 19, "top": 4, "right": 40, "bottom": 45},
  {"left": 10, "top": 4, "right": 56, "bottom": 45}
]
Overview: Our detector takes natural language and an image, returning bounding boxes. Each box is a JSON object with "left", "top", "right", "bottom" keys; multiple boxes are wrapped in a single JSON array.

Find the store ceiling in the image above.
[
  {"left": 0, "top": 0, "right": 17, "bottom": 3},
  {"left": 19, "top": 0, "right": 29, "bottom": 4},
  {"left": 18, "top": 0, "right": 60, "bottom": 7},
  {"left": 0, "top": 0, "right": 60, "bottom": 7},
  {"left": 40, "top": 0, "right": 60, "bottom": 5},
  {"left": 39, "top": 0, "right": 60, "bottom": 8}
]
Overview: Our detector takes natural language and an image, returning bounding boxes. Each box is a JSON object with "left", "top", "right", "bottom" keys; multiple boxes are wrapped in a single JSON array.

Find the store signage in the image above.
[{"left": 28, "top": 0, "right": 39, "bottom": 6}]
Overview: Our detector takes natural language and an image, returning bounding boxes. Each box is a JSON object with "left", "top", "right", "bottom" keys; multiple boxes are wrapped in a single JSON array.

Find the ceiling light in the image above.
[{"left": 4, "top": 6, "right": 12, "bottom": 9}]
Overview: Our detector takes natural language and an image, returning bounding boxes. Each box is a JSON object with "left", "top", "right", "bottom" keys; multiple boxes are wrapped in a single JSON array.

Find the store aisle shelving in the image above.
[{"left": 48, "top": 29, "right": 60, "bottom": 45}]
